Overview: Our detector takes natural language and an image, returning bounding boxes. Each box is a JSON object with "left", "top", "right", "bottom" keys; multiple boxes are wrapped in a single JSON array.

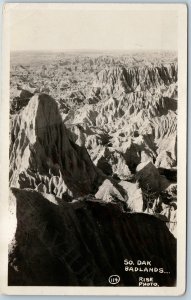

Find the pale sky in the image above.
[{"left": 9, "top": 5, "right": 178, "bottom": 51}]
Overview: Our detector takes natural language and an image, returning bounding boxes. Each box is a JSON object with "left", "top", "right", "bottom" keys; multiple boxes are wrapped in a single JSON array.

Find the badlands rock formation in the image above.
[
  {"left": 10, "top": 94, "right": 102, "bottom": 198},
  {"left": 9, "top": 51, "right": 178, "bottom": 286},
  {"left": 9, "top": 188, "right": 176, "bottom": 286}
]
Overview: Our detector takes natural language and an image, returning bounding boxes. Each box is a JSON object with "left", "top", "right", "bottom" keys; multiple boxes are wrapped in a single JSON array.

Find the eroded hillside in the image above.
[{"left": 9, "top": 51, "right": 178, "bottom": 286}]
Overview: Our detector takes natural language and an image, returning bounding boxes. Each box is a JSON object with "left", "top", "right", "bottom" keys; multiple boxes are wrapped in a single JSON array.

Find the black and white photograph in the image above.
[{"left": 0, "top": 3, "right": 187, "bottom": 296}]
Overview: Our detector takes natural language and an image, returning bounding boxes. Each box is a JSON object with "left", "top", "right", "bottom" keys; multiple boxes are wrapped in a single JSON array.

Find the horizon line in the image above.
[{"left": 10, "top": 48, "right": 178, "bottom": 53}]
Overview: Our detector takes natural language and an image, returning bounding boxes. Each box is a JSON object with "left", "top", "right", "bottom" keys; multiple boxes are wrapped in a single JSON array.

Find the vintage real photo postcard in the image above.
[{"left": 0, "top": 3, "right": 187, "bottom": 296}]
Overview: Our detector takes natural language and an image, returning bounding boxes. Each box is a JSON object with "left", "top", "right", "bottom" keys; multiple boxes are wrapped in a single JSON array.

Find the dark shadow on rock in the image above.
[
  {"left": 10, "top": 93, "right": 104, "bottom": 197},
  {"left": 97, "top": 158, "right": 113, "bottom": 176},
  {"left": 9, "top": 188, "right": 176, "bottom": 287}
]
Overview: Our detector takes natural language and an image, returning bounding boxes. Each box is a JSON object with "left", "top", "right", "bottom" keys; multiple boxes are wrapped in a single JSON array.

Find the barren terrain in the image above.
[{"left": 9, "top": 50, "right": 177, "bottom": 286}]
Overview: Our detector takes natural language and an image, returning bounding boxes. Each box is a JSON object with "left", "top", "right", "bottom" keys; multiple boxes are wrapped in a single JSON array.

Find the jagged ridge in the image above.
[{"left": 10, "top": 94, "right": 102, "bottom": 198}]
